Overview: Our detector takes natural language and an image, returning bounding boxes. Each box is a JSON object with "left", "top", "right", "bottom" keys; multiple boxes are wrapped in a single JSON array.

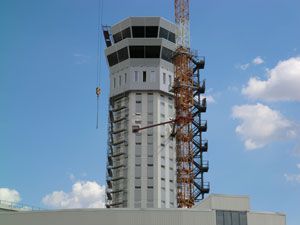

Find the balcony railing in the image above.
[{"left": 0, "top": 199, "right": 42, "bottom": 211}]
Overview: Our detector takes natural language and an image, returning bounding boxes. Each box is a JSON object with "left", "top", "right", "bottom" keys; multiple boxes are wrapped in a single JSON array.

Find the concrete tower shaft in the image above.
[{"left": 104, "top": 17, "right": 178, "bottom": 208}]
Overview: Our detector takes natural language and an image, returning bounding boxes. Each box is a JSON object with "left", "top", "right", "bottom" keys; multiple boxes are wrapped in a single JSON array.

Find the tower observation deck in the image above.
[{"left": 103, "top": 17, "right": 208, "bottom": 208}]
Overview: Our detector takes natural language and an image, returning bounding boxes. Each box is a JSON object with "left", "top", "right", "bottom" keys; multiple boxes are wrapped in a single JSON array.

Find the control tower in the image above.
[{"left": 104, "top": 17, "right": 178, "bottom": 208}]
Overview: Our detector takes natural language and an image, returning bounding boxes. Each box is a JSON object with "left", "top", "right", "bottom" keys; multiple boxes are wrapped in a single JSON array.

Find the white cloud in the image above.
[
  {"left": 0, "top": 188, "right": 21, "bottom": 203},
  {"left": 252, "top": 56, "right": 264, "bottom": 65},
  {"left": 42, "top": 181, "right": 106, "bottom": 209},
  {"left": 240, "top": 63, "right": 250, "bottom": 70},
  {"left": 284, "top": 173, "right": 300, "bottom": 183},
  {"left": 292, "top": 145, "right": 300, "bottom": 156},
  {"left": 227, "top": 86, "right": 239, "bottom": 92},
  {"left": 284, "top": 164, "right": 300, "bottom": 184},
  {"left": 204, "top": 95, "right": 216, "bottom": 104},
  {"left": 237, "top": 56, "right": 264, "bottom": 70},
  {"left": 232, "top": 103, "right": 295, "bottom": 150},
  {"left": 74, "top": 53, "right": 90, "bottom": 65},
  {"left": 68, "top": 173, "right": 76, "bottom": 182},
  {"left": 242, "top": 57, "right": 300, "bottom": 101}
]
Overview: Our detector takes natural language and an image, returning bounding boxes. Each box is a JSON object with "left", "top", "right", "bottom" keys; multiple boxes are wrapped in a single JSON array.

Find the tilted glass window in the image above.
[
  {"left": 132, "top": 26, "right": 145, "bottom": 38},
  {"left": 113, "top": 27, "right": 131, "bottom": 44},
  {"left": 117, "top": 47, "right": 129, "bottom": 63},
  {"left": 130, "top": 46, "right": 161, "bottom": 58},
  {"left": 161, "top": 47, "right": 174, "bottom": 63},
  {"left": 112, "top": 26, "right": 175, "bottom": 43},
  {"left": 130, "top": 46, "right": 145, "bottom": 58},
  {"left": 107, "top": 52, "right": 118, "bottom": 66},
  {"left": 159, "top": 27, "right": 176, "bottom": 43},
  {"left": 159, "top": 27, "right": 169, "bottom": 39},
  {"left": 113, "top": 32, "right": 122, "bottom": 43},
  {"left": 168, "top": 31, "right": 176, "bottom": 43},
  {"left": 146, "top": 26, "right": 159, "bottom": 38},
  {"left": 122, "top": 27, "right": 131, "bottom": 39},
  {"left": 145, "top": 46, "right": 161, "bottom": 58}
]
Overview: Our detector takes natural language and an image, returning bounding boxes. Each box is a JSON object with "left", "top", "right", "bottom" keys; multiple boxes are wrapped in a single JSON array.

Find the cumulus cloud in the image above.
[
  {"left": 42, "top": 181, "right": 105, "bottom": 209},
  {"left": 242, "top": 57, "right": 300, "bottom": 101},
  {"left": 74, "top": 53, "right": 90, "bottom": 65},
  {"left": 292, "top": 144, "right": 300, "bottom": 157},
  {"left": 232, "top": 103, "right": 295, "bottom": 150},
  {"left": 240, "top": 63, "right": 250, "bottom": 70},
  {"left": 284, "top": 164, "right": 300, "bottom": 183},
  {"left": 252, "top": 56, "right": 264, "bottom": 65},
  {"left": 237, "top": 56, "right": 264, "bottom": 70},
  {"left": 284, "top": 174, "right": 300, "bottom": 183},
  {"left": 0, "top": 188, "right": 21, "bottom": 202},
  {"left": 204, "top": 95, "right": 216, "bottom": 104},
  {"left": 227, "top": 86, "right": 239, "bottom": 92}
]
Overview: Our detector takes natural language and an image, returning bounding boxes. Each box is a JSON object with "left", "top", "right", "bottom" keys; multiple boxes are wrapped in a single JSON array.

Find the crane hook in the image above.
[{"left": 96, "top": 86, "right": 101, "bottom": 96}]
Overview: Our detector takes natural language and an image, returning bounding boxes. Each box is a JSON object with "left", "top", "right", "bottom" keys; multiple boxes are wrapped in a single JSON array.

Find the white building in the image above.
[
  {"left": 0, "top": 195, "right": 286, "bottom": 225},
  {"left": 105, "top": 17, "right": 178, "bottom": 208}
]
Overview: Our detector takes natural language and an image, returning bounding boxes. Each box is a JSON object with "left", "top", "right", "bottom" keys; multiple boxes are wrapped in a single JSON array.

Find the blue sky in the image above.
[{"left": 0, "top": 0, "right": 300, "bottom": 224}]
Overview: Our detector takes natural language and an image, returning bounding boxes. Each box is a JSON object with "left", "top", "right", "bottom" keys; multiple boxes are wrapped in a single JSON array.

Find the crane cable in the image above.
[{"left": 96, "top": 0, "right": 104, "bottom": 129}]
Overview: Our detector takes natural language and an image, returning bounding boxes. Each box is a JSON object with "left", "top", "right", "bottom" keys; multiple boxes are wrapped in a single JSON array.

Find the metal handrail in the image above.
[{"left": 0, "top": 199, "right": 42, "bottom": 211}]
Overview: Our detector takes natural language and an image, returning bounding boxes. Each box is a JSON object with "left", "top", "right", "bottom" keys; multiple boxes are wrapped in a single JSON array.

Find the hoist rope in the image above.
[
  {"left": 96, "top": 0, "right": 104, "bottom": 87},
  {"left": 96, "top": 0, "right": 104, "bottom": 129}
]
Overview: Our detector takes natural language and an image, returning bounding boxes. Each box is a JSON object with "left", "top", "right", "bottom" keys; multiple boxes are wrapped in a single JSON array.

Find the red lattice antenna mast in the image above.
[{"left": 174, "top": 0, "right": 194, "bottom": 208}]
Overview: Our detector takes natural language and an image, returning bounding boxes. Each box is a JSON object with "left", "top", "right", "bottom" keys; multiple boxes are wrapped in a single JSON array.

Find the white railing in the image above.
[{"left": 0, "top": 199, "right": 42, "bottom": 211}]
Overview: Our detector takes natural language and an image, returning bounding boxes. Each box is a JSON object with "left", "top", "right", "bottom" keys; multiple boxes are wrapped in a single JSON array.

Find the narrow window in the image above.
[
  {"left": 169, "top": 75, "right": 172, "bottom": 86},
  {"left": 136, "top": 100, "right": 142, "bottom": 113},
  {"left": 125, "top": 73, "right": 127, "bottom": 83},
  {"left": 168, "top": 32, "right": 176, "bottom": 43},
  {"left": 150, "top": 71, "right": 155, "bottom": 82},
  {"left": 143, "top": 71, "right": 147, "bottom": 82},
  {"left": 119, "top": 76, "right": 121, "bottom": 86},
  {"left": 163, "top": 73, "right": 166, "bottom": 84},
  {"left": 114, "top": 77, "right": 116, "bottom": 88},
  {"left": 135, "top": 71, "right": 139, "bottom": 82}
]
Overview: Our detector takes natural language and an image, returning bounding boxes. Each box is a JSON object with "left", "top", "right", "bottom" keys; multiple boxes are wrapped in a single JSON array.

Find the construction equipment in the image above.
[
  {"left": 173, "top": 0, "right": 194, "bottom": 208},
  {"left": 134, "top": 0, "right": 209, "bottom": 208}
]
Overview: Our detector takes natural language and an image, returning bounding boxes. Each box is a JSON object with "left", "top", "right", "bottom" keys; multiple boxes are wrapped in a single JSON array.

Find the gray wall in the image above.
[
  {"left": 0, "top": 208, "right": 286, "bottom": 225},
  {"left": 0, "top": 209, "right": 214, "bottom": 225}
]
